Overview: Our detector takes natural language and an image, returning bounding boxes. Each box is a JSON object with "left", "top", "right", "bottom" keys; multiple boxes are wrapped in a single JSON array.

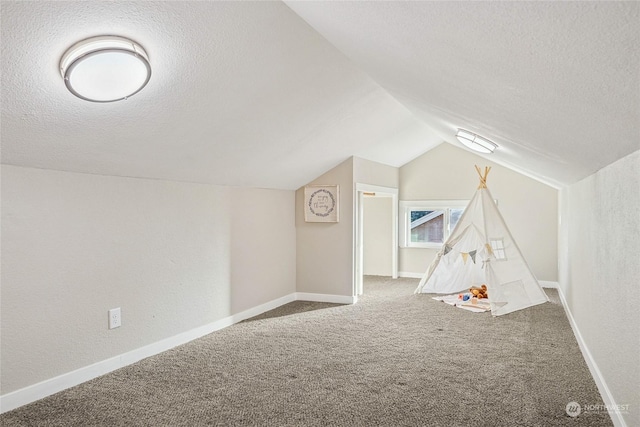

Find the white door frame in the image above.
[{"left": 353, "top": 183, "right": 399, "bottom": 297}]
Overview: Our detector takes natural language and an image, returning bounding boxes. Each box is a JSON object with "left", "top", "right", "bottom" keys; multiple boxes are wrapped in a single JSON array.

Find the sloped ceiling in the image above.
[
  {"left": 1, "top": 1, "right": 440, "bottom": 190},
  {"left": 1, "top": 1, "right": 638, "bottom": 190},
  {"left": 286, "top": 1, "right": 639, "bottom": 187}
]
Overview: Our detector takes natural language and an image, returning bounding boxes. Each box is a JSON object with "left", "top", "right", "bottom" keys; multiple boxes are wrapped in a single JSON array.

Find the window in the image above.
[
  {"left": 490, "top": 238, "right": 507, "bottom": 260},
  {"left": 400, "top": 201, "right": 468, "bottom": 248},
  {"left": 410, "top": 210, "right": 444, "bottom": 244}
]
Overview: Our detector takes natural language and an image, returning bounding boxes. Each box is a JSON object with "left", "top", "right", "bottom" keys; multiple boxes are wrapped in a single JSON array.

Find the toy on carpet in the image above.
[
  {"left": 459, "top": 284, "right": 488, "bottom": 302},
  {"left": 470, "top": 284, "right": 488, "bottom": 299}
]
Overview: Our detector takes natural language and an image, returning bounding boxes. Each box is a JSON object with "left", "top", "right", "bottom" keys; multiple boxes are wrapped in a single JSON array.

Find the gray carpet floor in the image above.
[{"left": 1, "top": 276, "right": 611, "bottom": 426}]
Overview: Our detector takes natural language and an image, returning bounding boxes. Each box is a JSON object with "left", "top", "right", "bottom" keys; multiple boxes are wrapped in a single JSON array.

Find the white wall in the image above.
[
  {"left": 363, "top": 197, "right": 393, "bottom": 276},
  {"left": 558, "top": 150, "right": 640, "bottom": 427},
  {"left": 399, "top": 143, "right": 558, "bottom": 281},
  {"left": 0, "top": 165, "right": 296, "bottom": 395}
]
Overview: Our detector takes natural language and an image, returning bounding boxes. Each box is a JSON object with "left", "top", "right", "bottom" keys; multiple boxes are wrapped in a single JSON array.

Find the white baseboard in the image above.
[
  {"left": 398, "top": 271, "right": 422, "bottom": 279},
  {"left": 555, "top": 286, "right": 627, "bottom": 427},
  {"left": 230, "top": 293, "right": 297, "bottom": 324},
  {"left": 6, "top": 286, "right": 623, "bottom": 425},
  {"left": 295, "top": 292, "right": 355, "bottom": 305},
  {"left": 0, "top": 315, "right": 235, "bottom": 414},
  {"left": 1, "top": 291, "right": 304, "bottom": 414},
  {"left": 539, "top": 280, "right": 559, "bottom": 288}
]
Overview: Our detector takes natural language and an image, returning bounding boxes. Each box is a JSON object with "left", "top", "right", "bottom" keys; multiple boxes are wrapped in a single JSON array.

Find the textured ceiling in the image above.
[
  {"left": 1, "top": 1, "right": 638, "bottom": 190},
  {"left": 1, "top": 1, "right": 439, "bottom": 190},
  {"left": 286, "top": 1, "right": 640, "bottom": 187}
]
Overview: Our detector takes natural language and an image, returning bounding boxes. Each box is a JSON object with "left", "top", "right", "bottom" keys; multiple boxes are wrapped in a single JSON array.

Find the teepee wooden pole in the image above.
[{"left": 475, "top": 165, "right": 491, "bottom": 189}]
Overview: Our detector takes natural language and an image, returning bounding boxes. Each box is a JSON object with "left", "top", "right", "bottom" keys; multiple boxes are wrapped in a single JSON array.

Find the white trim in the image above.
[
  {"left": 354, "top": 183, "right": 399, "bottom": 297},
  {"left": 0, "top": 319, "right": 227, "bottom": 413},
  {"left": 539, "top": 280, "right": 558, "bottom": 288},
  {"left": 5, "top": 285, "right": 621, "bottom": 426},
  {"left": 399, "top": 271, "right": 423, "bottom": 279},
  {"left": 1, "top": 292, "right": 298, "bottom": 414},
  {"left": 555, "top": 286, "right": 627, "bottom": 427},
  {"left": 355, "top": 183, "right": 398, "bottom": 195},
  {"left": 229, "top": 293, "right": 297, "bottom": 323},
  {"left": 295, "top": 292, "right": 356, "bottom": 305},
  {"left": 399, "top": 200, "right": 469, "bottom": 249},
  {"left": 355, "top": 189, "right": 364, "bottom": 295},
  {"left": 401, "top": 199, "right": 468, "bottom": 208}
]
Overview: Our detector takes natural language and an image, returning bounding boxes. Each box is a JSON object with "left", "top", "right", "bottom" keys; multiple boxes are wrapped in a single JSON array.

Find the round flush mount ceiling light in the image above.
[
  {"left": 60, "top": 35, "right": 151, "bottom": 102},
  {"left": 456, "top": 129, "right": 498, "bottom": 154}
]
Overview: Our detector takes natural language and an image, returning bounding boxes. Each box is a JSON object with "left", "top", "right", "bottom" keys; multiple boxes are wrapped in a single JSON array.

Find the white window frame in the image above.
[
  {"left": 399, "top": 200, "right": 468, "bottom": 249},
  {"left": 489, "top": 238, "right": 507, "bottom": 260}
]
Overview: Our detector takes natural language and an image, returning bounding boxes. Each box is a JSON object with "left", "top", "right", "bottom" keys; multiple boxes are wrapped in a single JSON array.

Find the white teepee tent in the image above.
[{"left": 415, "top": 166, "right": 549, "bottom": 316}]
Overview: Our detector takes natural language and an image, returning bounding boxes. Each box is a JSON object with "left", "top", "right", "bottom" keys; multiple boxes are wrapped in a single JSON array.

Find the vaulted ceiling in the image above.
[{"left": 2, "top": 1, "right": 638, "bottom": 190}]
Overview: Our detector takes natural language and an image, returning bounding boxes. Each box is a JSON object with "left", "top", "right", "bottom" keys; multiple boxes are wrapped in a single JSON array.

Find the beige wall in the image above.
[
  {"left": 399, "top": 143, "right": 558, "bottom": 281},
  {"left": 296, "top": 156, "right": 399, "bottom": 296},
  {"left": 0, "top": 165, "right": 296, "bottom": 395},
  {"left": 353, "top": 157, "right": 399, "bottom": 188},
  {"left": 363, "top": 197, "right": 393, "bottom": 276},
  {"left": 230, "top": 187, "right": 296, "bottom": 314},
  {"left": 296, "top": 158, "right": 354, "bottom": 296},
  {"left": 558, "top": 150, "right": 640, "bottom": 426}
]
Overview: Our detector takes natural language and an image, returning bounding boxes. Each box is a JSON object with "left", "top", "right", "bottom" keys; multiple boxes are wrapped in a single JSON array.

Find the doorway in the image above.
[{"left": 354, "top": 184, "right": 398, "bottom": 297}]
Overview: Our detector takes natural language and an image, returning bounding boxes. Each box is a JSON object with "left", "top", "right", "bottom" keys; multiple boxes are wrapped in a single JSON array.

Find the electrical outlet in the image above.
[{"left": 108, "top": 308, "right": 121, "bottom": 329}]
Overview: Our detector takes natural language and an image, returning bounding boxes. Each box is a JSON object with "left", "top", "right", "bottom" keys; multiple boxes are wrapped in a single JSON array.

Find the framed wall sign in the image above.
[{"left": 304, "top": 185, "right": 339, "bottom": 222}]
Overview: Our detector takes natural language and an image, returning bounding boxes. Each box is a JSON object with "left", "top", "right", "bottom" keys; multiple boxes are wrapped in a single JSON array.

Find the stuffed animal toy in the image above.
[{"left": 470, "top": 284, "right": 488, "bottom": 299}]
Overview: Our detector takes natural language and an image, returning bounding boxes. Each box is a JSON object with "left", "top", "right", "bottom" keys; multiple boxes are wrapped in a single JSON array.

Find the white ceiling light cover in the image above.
[
  {"left": 60, "top": 35, "right": 151, "bottom": 102},
  {"left": 456, "top": 129, "right": 498, "bottom": 154}
]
